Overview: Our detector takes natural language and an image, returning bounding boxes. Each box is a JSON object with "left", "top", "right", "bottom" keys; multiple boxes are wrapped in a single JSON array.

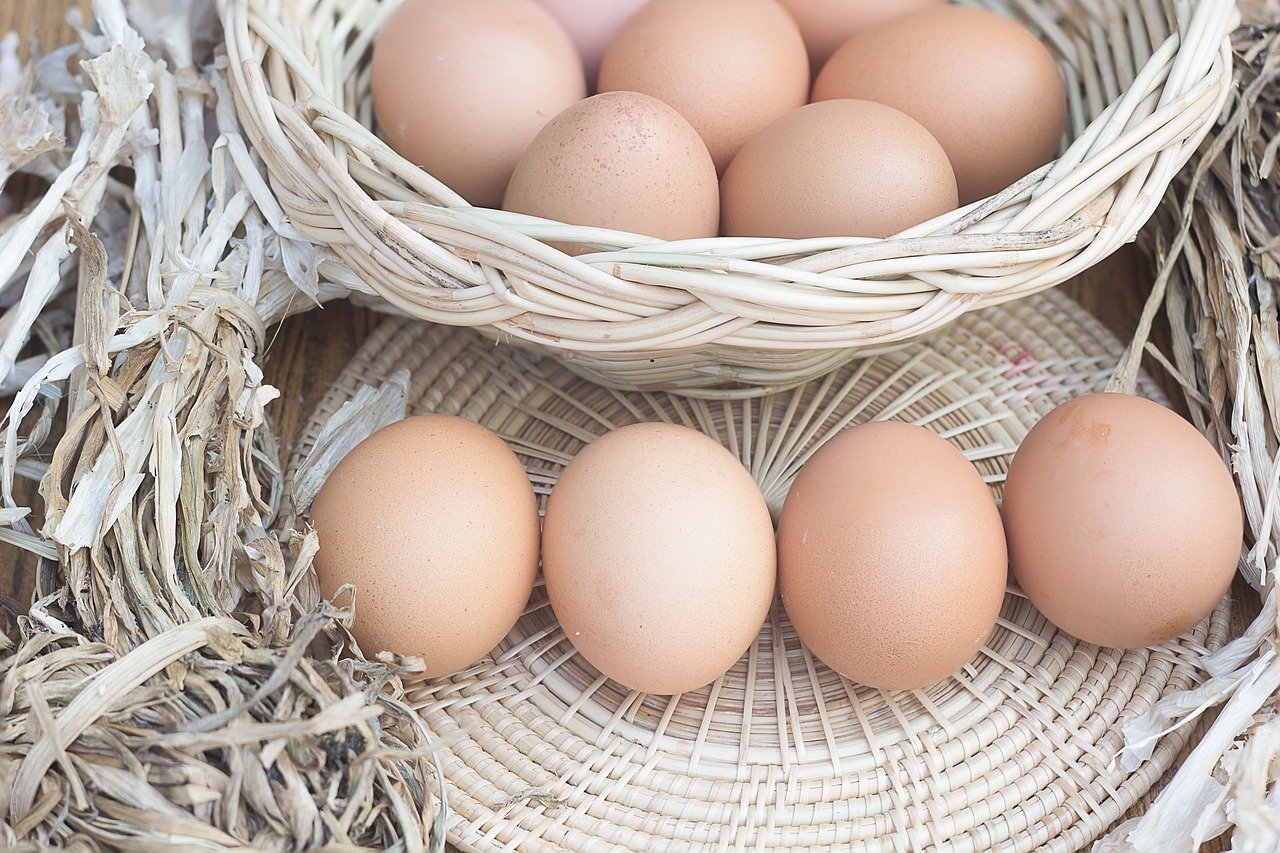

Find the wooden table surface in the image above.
[{"left": 2, "top": 3, "right": 1258, "bottom": 851}]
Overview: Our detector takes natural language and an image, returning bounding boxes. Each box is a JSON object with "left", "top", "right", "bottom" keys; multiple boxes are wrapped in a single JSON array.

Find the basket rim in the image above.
[{"left": 216, "top": 0, "right": 1240, "bottom": 390}]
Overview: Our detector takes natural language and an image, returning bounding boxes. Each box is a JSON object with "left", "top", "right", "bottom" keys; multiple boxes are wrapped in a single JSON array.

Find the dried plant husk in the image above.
[
  {"left": 0, "top": 2, "right": 443, "bottom": 850},
  {"left": 2, "top": 608, "right": 442, "bottom": 852},
  {"left": 1101, "top": 7, "right": 1280, "bottom": 851}
]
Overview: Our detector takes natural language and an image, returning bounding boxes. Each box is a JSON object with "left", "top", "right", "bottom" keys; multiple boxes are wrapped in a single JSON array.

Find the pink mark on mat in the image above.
[{"left": 1003, "top": 344, "right": 1042, "bottom": 383}]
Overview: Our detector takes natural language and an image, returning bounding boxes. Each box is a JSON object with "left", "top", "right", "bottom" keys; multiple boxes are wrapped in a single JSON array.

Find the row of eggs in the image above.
[
  {"left": 310, "top": 392, "right": 1242, "bottom": 695},
  {"left": 370, "top": 0, "right": 1068, "bottom": 243}
]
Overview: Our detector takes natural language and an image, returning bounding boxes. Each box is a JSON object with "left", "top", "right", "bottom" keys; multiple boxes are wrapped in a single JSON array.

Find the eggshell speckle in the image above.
[
  {"left": 811, "top": 5, "right": 1067, "bottom": 205},
  {"left": 777, "top": 421, "right": 1008, "bottom": 690},
  {"left": 370, "top": 0, "right": 586, "bottom": 207},
  {"left": 598, "top": 0, "right": 810, "bottom": 174},
  {"left": 541, "top": 422, "right": 777, "bottom": 695},
  {"left": 1001, "top": 393, "right": 1242, "bottom": 648},
  {"left": 310, "top": 415, "right": 540, "bottom": 678},
  {"left": 503, "top": 91, "right": 719, "bottom": 252},
  {"left": 720, "top": 99, "right": 957, "bottom": 239}
]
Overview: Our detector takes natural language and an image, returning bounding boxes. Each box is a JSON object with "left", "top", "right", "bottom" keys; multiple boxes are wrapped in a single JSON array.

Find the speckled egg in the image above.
[
  {"left": 541, "top": 422, "right": 777, "bottom": 695},
  {"left": 370, "top": 0, "right": 586, "bottom": 207},
  {"left": 310, "top": 415, "right": 540, "bottom": 678},
  {"left": 776, "top": 421, "right": 1008, "bottom": 690},
  {"left": 503, "top": 91, "right": 719, "bottom": 252},
  {"left": 598, "top": 0, "right": 810, "bottom": 174},
  {"left": 811, "top": 5, "right": 1067, "bottom": 205},
  {"left": 720, "top": 99, "right": 957, "bottom": 239},
  {"left": 1001, "top": 393, "right": 1242, "bottom": 648}
]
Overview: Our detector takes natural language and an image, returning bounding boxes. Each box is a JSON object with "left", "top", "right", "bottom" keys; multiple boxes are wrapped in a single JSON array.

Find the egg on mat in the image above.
[
  {"left": 503, "top": 91, "right": 719, "bottom": 253},
  {"left": 534, "top": 0, "right": 651, "bottom": 90},
  {"left": 776, "top": 421, "right": 1008, "bottom": 691},
  {"left": 774, "top": 0, "right": 946, "bottom": 71},
  {"left": 598, "top": 0, "right": 810, "bottom": 174},
  {"left": 370, "top": 0, "right": 586, "bottom": 208},
  {"left": 811, "top": 5, "right": 1067, "bottom": 205},
  {"left": 1001, "top": 393, "right": 1242, "bottom": 649},
  {"left": 310, "top": 415, "right": 541, "bottom": 678},
  {"left": 720, "top": 99, "right": 957, "bottom": 239},
  {"left": 541, "top": 422, "right": 777, "bottom": 695}
]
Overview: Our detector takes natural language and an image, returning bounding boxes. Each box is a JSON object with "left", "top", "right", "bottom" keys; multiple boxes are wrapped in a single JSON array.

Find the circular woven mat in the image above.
[{"left": 290, "top": 289, "right": 1231, "bottom": 852}]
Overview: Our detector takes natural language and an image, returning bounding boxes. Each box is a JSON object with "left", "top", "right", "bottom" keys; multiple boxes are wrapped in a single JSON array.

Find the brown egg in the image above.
[
  {"left": 310, "top": 415, "right": 540, "bottom": 678},
  {"left": 720, "top": 99, "right": 957, "bottom": 239},
  {"left": 776, "top": 421, "right": 1007, "bottom": 690},
  {"left": 597, "top": 0, "right": 809, "bottom": 174},
  {"left": 1001, "top": 393, "right": 1242, "bottom": 649},
  {"left": 811, "top": 5, "right": 1067, "bottom": 205},
  {"left": 775, "top": 0, "right": 947, "bottom": 71},
  {"left": 541, "top": 422, "right": 777, "bottom": 695},
  {"left": 370, "top": 0, "right": 586, "bottom": 207},
  {"left": 503, "top": 91, "right": 719, "bottom": 252}
]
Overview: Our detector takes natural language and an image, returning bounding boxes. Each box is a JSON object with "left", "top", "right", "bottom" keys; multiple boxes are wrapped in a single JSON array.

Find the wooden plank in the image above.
[
  {"left": 0, "top": 0, "right": 87, "bottom": 58},
  {"left": 0, "top": 0, "right": 91, "bottom": 630}
]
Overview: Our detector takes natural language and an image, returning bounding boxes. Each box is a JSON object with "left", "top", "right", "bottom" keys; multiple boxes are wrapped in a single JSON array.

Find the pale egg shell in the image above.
[
  {"left": 597, "top": 0, "right": 809, "bottom": 174},
  {"left": 541, "top": 422, "right": 777, "bottom": 695},
  {"left": 811, "top": 5, "right": 1067, "bottom": 205},
  {"left": 310, "top": 415, "right": 540, "bottom": 678},
  {"left": 720, "top": 99, "right": 957, "bottom": 239},
  {"left": 1001, "top": 393, "right": 1242, "bottom": 649},
  {"left": 370, "top": 0, "right": 586, "bottom": 208},
  {"left": 503, "top": 91, "right": 719, "bottom": 253},
  {"left": 533, "top": 0, "right": 651, "bottom": 90},
  {"left": 774, "top": 0, "right": 947, "bottom": 71},
  {"left": 776, "top": 421, "right": 1008, "bottom": 690}
]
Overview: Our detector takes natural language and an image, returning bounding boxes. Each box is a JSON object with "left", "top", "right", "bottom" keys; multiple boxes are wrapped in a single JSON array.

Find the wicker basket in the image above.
[
  {"left": 3, "top": 2, "right": 1261, "bottom": 851},
  {"left": 218, "top": 0, "right": 1238, "bottom": 396},
  {"left": 288, "top": 290, "right": 1231, "bottom": 852}
]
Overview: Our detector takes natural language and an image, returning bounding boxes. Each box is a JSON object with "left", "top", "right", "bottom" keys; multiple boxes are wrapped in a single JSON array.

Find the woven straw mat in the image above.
[{"left": 288, "top": 289, "right": 1231, "bottom": 852}]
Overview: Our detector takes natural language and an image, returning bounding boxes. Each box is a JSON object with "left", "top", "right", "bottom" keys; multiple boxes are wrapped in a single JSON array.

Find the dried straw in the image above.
[{"left": 0, "top": 2, "right": 443, "bottom": 849}]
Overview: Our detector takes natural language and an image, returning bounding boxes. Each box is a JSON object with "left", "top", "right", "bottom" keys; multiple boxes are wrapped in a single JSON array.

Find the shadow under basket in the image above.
[
  {"left": 289, "top": 289, "right": 1232, "bottom": 852},
  {"left": 221, "top": 0, "right": 1237, "bottom": 396}
]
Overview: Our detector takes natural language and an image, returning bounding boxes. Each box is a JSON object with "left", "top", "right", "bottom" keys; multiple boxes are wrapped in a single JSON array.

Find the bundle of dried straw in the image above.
[{"left": 0, "top": 1, "right": 442, "bottom": 849}]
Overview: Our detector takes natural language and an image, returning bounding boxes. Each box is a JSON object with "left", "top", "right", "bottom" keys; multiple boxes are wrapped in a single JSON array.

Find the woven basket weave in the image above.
[
  {"left": 219, "top": 0, "right": 1238, "bottom": 396},
  {"left": 289, "top": 290, "right": 1230, "bottom": 852}
]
